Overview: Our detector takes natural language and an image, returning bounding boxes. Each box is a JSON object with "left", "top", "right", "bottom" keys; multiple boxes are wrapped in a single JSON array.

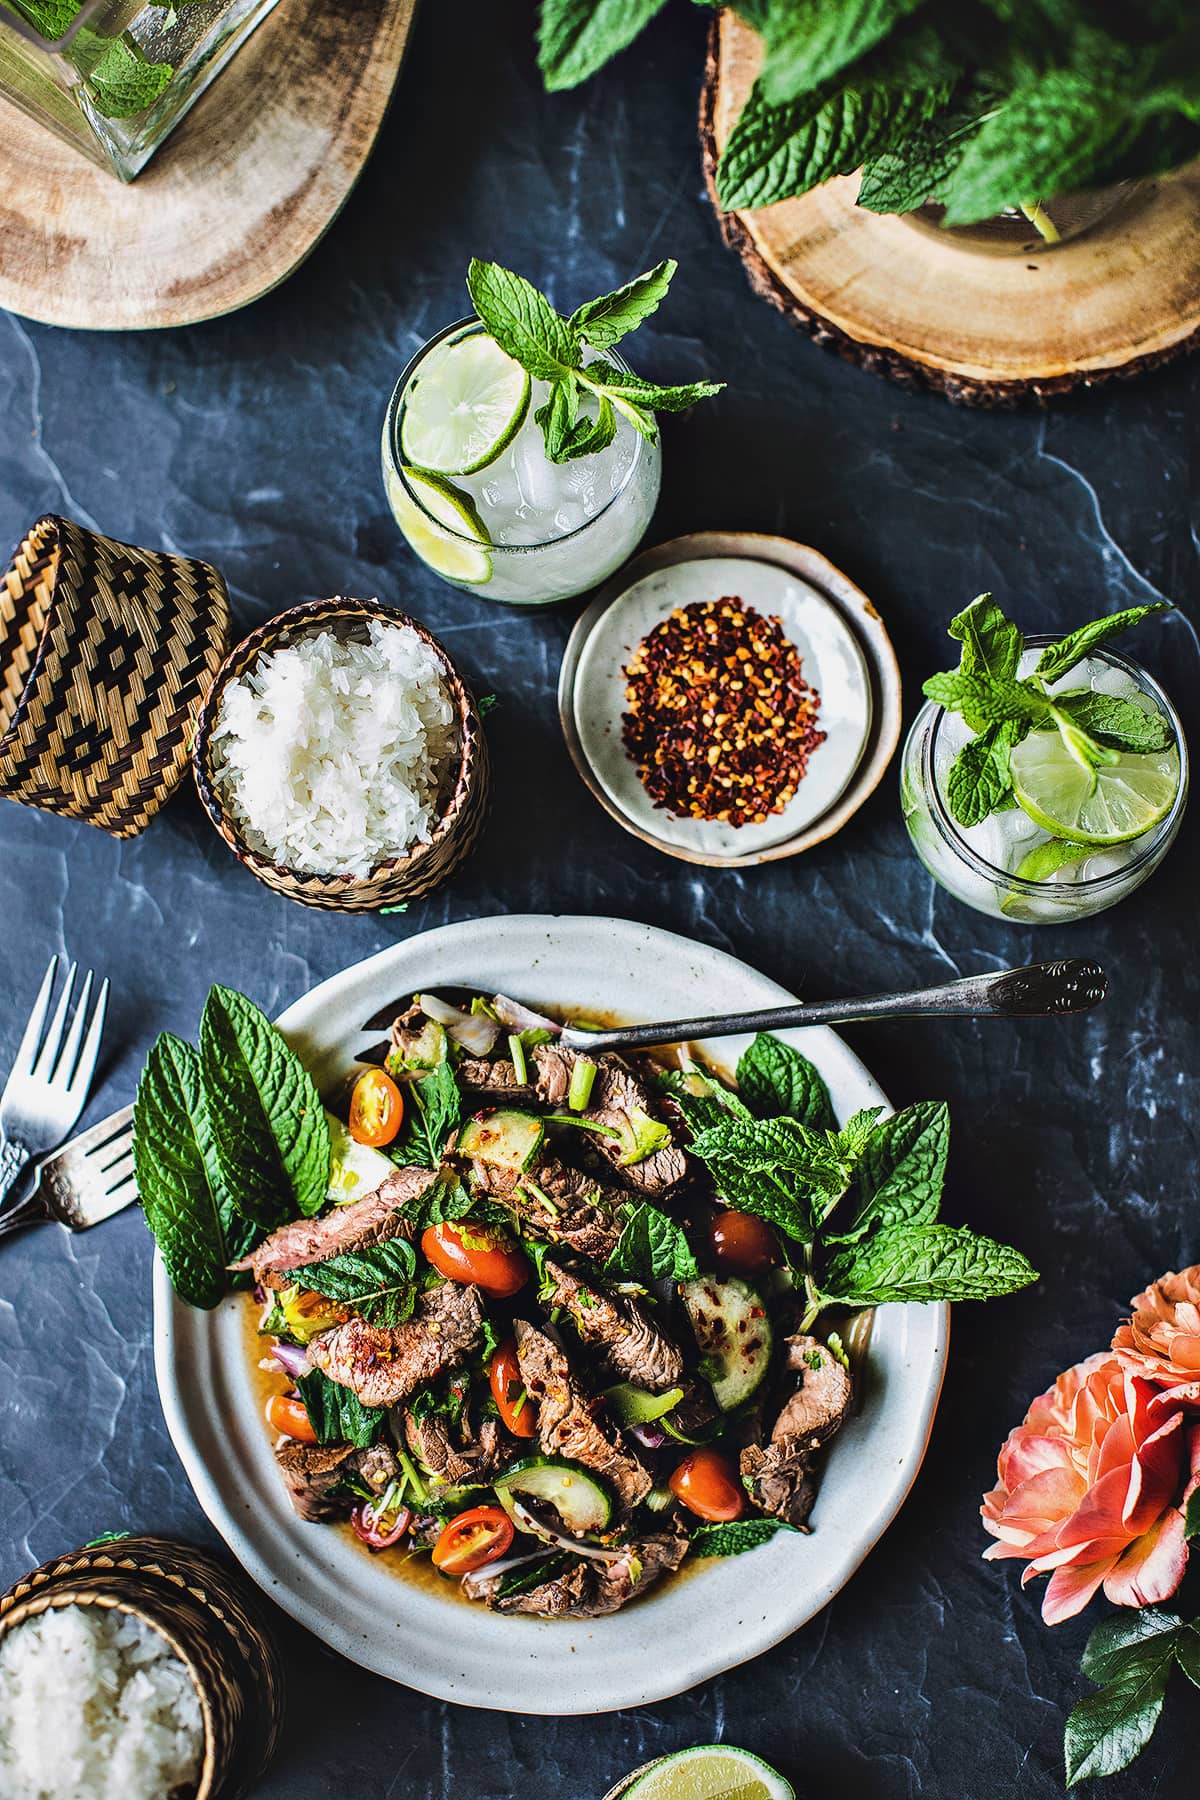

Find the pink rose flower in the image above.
[
  {"left": 981, "top": 1352, "right": 1200, "bottom": 1625},
  {"left": 1112, "top": 1266, "right": 1200, "bottom": 1406}
]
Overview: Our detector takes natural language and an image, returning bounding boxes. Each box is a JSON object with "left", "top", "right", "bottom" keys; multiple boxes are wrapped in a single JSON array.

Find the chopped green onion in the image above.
[
  {"left": 520, "top": 1179, "right": 559, "bottom": 1215},
  {"left": 567, "top": 1056, "right": 597, "bottom": 1112},
  {"left": 544, "top": 1113, "right": 621, "bottom": 1139},
  {"left": 508, "top": 1033, "right": 528, "bottom": 1086},
  {"left": 394, "top": 1442, "right": 428, "bottom": 1505}
]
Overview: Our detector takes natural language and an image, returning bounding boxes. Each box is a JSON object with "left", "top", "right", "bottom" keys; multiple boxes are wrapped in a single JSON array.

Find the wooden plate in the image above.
[
  {"left": 558, "top": 531, "right": 901, "bottom": 867},
  {"left": 0, "top": 0, "right": 416, "bottom": 331},
  {"left": 700, "top": 13, "right": 1200, "bottom": 405}
]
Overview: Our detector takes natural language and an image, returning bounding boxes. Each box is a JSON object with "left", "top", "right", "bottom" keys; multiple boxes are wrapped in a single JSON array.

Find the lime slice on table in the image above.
[
  {"left": 621, "top": 1746, "right": 794, "bottom": 1800},
  {"left": 1009, "top": 729, "right": 1179, "bottom": 845},
  {"left": 400, "top": 333, "right": 530, "bottom": 475},
  {"left": 384, "top": 465, "right": 492, "bottom": 586}
]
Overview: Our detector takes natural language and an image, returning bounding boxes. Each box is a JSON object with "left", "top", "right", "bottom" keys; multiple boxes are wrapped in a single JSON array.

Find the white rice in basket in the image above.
[
  {"left": 209, "top": 619, "right": 460, "bottom": 878},
  {"left": 0, "top": 1603, "right": 204, "bottom": 1800}
]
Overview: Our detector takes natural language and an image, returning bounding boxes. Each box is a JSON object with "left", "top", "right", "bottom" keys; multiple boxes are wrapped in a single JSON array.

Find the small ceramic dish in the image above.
[
  {"left": 0, "top": 1535, "right": 284, "bottom": 1800},
  {"left": 559, "top": 533, "right": 901, "bottom": 867},
  {"left": 193, "top": 596, "right": 490, "bottom": 913}
]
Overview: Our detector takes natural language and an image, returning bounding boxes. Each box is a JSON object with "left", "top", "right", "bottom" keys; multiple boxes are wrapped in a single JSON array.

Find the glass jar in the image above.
[
  {"left": 382, "top": 318, "right": 662, "bottom": 606},
  {"left": 0, "top": 0, "right": 282, "bottom": 180},
  {"left": 905, "top": 183, "right": 1145, "bottom": 256},
  {"left": 900, "top": 641, "right": 1188, "bottom": 924}
]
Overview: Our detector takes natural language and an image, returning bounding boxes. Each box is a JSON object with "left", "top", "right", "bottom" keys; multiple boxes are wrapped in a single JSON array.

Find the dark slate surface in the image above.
[{"left": 1, "top": 3, "right": 1198, "bottom": 1796}]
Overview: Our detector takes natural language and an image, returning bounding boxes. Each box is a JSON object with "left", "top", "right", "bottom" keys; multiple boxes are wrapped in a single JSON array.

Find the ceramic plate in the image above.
[
  {"left": 154, "top": 915, "right": 947, "bottom": 1714},
  {"left": 573, "top": 557, "right": 872, "bottom": 858}
]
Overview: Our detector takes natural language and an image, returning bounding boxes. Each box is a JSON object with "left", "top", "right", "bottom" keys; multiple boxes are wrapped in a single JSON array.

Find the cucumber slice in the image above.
[
  {"left": 325, "top": 1112, "right": 397, "bottom": 1205},
  {"left": 385, "top": 1018, "right": 448, "bottom": 1079},
  {"left": 603, "top": 1382, "right": 685, "bottom": 1427},
  {"left": 458, "top": 1109, "right": 544, "bottom": 1172},
  {"left": 679, "top": 1276, "right": 773, "bottom": 1412},
  {"left": 493, "top": 1456, "right": 612, "bottom": 1535},
  {"left": 383, "top": 464, "right": 493, "bottom": 586},
  {"left": 400, "top": 333, "right": 530, "bottom": 476}
]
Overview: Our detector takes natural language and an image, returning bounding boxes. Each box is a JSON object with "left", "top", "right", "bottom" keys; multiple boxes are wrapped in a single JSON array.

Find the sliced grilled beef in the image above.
[
  {"left": 355, "top": 1442, "right": 400, "bottom": 1494},
  {"left": 274, "top": 1442, "right": 358, "bottom": 1521},
  {"left": 544, "top": 1260, "right": 684, "bottom": 1393},
  {"left": 403, "top": 1407, "right": 506, "bottom": 1488},
  {"left": 233, "top": 1166, "right": 438, "bottom": 1282},
  {"left": 740, "top": 1335, "right": 852, "bottom": 1528},
  {"left": 513, "top": 1320, "right": 652, "bottom": 1514},
  {"left": 533, "top": 1047, "right": 686, "bottom": 1197},
  {"left": 457, "top": 1058, "right": 537, "bottom": 1108},
  {"left": 482, "top": 1531, "right": 688, "bottom": 1617},
  {"left": 308, "top": 1281, "right": 484, "bottom": 1409},
  {"left": 469, "top": 1155, "right": 623, "bottom": 1261}
]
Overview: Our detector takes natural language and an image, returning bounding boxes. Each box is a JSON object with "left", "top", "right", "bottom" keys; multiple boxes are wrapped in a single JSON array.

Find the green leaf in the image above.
[
  {"left": 133, "top": 1032, "right": 231, "bottom": 1310},
  {"left": 944, "top": 720, "right": 1022, "bottom": 827},
  {"left": 1066, "top": 1610, "right": 1185, "bottom": 1785},
  {"left": 858, "top": 93, "right": 988, "bottom": 213},
  {"left": 735, "top": 1033, "right": 835, "bottom": 1131},
  {"left": 402, "top": 1175, "right": 476, "bottom": 1233},
  {"left": 466, "top": 259, "right": 579, "bottom": 384},
  {"left": 1185, "top": 1487, "right": 1200, "bottom": 1541},
  {"left": 295, "top": 1369, "right": 386, "bottom": 1450},
  {"left": 716, "top": 76, "right": 947, "bottom": 212},
  {"left": 582, "top": 360, "right": 725, "bottom": 412},
  {"left": 289, "top": 1239, "right": 419, "bottom": 1326},
  {"left": 1052, "top": 689, "right": 1173, "bottom": 754},
  {"left": 758, "top": 0, "right": 926, "bottom": 104},
  {"left": 8, "top": 0, "right": 81, "bottom": 37},
  {"left": 704, "top": 1162, "right": 814, "bottom": 1242},
  {"left": 536, "top": 0, "right": 669, "bottom": 92},
  {"left": 393, "top": 1061, "right": 461, "bottom": 1169},
  {"left": 534, "top": 375, "right": 578, "bottom": 462},
  {"left": 688, "top": 1517, "right": 800, "bottom": 1556},
  {"left": 604, "top": 1200, "right": 700, "bottom": 1284},
  {"left": 948, "top": 594, "right": 1023, "bottom": 686},
  {"left": 199, "top": 986, "right": 330, "bottom": 1227},
  {"left": 837, "top": 1101, "right": 949, "bottom": 1238},
  {"left": 822, "top": 1222, "right": 1038, "bottom": 1306},
  {"left": 556, "top": 394, "right": 619, "bottom": 462},
  {"left": 922, "top": 670, "right": 1051, "bottom": 733},
  {"left": 86, "top": 36, "right": 173, "bottom": 119},
  {"left": 689, "top": 1115, "right": 842, "bottom": 1187},
  {"left": 1036, "top": 604, "right": 1171, "bottom": 683},
  {"left": 1175, "top": 1624, "right": 1200, "bottom": 1691},
  {"left": 570, "top": 259, "right": 676, "bottom": 350}
]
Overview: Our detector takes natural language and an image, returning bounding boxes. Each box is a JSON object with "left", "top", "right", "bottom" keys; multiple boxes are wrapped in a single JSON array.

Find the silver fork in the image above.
[
  {"left": 0, "top": 1105, "right": 135, "bottom": 1241},
  {"left": 0, "top": 955, "right": 110, "bottom": 1208}
]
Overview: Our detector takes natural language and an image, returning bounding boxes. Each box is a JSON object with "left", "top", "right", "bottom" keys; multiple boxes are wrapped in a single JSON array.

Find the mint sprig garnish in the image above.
[
  {"left": 466, "top": 258, "right": 723, "bottom": 463},
  {"left": 924, "top": 596, "right": 1172, "bottom": 829},
  {"left": 679, "top": 1032, "right": 1036, "bottom": 1329}
]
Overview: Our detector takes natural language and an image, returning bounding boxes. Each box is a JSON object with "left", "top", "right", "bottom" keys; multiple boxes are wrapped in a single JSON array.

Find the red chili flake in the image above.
[{"left": 621, "top": 598, "right": 825, "bottom": 826}]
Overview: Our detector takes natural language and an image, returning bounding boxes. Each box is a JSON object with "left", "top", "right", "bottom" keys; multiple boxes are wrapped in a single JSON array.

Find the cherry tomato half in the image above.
[
  {"left": 709, "top": 1208, "right": 780, "bottom": 1277},
  {"left": 669, "top": 1448, "right": 746, "bottom": 1522},
  {"left": 488, "top": 1338, "right": 537, "bottom": 1438},
  {"left": 421, "top": 1221, "right": 530, "bottom": 1299},
  {"left": 350, "top": 1496, "right": 412, "bottom": 1552},
  {"left": 264, "top": 1392, "right": 318, "bottom": 1444},
  {"left": 431, "top": 1505, "right": 514, "bottom": 1576},
  {"left": 349, "top": 1067, "right": 404, "bottom": 1147}
]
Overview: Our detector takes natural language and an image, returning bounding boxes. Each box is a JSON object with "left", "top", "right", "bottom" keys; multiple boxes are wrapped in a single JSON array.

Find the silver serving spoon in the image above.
[{"left": 553, "top": 958, "right": 1107, "bottom": 1054}]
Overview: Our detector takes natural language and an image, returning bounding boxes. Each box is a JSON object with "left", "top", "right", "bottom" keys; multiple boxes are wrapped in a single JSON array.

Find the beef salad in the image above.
[{"left": 136, "top": 983, "right": 1037, "bottom": 1620}]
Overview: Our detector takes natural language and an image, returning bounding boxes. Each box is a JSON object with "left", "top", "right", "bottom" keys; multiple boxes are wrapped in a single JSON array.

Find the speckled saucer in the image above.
[{"left": 559, "top": 532, "right": 901, "bottom": 867}]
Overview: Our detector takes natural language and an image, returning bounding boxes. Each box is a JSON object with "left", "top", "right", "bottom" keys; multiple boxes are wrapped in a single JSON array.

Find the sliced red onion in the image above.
[
  {"left": 460, "top": 1549, "right": 546, "bottom": 1600},
  {"left": 417, "top": 992, "right": 501, "bottom": 1056},
  {"left": 490, "top": 994, "right": 561, "bottom": 1036},
  {"left": 628, "top": 1421, "right": 667, "bottom": 1450},
  {"left": 508, "top": 1497, "right": 626, "bottom": 1563},
  {"left": 271, "top": 1340, "right": 311, "bottom": 1379}
]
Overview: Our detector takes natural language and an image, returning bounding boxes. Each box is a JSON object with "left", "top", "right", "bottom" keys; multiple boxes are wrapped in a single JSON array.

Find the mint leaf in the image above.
[
  {"left": 393, "top": 1061, "right": 461, "bottom": 1169},
  {"left": 570, "top": 259, "right": 676, "bottom": 350},
  {"left": 1036, "top": 603, "right": 1171, "bottom": 684},
  {"left": 289, "top": 1239, "right": 419, "bottom": 1326},
  {"left": 944, "top": 721, "right": 1022, "bottom": 827},
  {"left": 736, "top": 1033, "right": 834, "bottom": 1131},
  {"left": 583, "top": 360, "right": 724, "bottom": 412},
  {"left": 295, "top": 1369, "right": 385, "bottom": 1449},
  {"left": 1066, "top": 1611, "right": 1184, "bottom": 1785},
  {"left": 402, "top": 1176, "right": 476, "bottom": 1234},
  {"left": 922, "top": 670, "right": 1050, "bottom": 733},
  {"left": 832, "top": 1101, "right": 949, "bottom": 1240},
  {"left": 704, "top": 1162, "right": 814, "bottom": 1242},
  {"left": 466, "top": 259, "right": 578, "bottom": 384},
  {"left": 758, "top": 0, "right": 925, "bottom": 104},
  {"left": 948, "top": 594, "right": 1023, "bottom": 686},
  {"left": 689, "top": 1517, "right": 800, "bottom": 1556},
  {"left": 86, "top": 36, "right": 173, "bottom": 119},
  {"left": 1052, "top": 689, "right": 1173, "bottom": 754},
  {"left": 822, "top": 1222, "right": 1038, "bottom": 1305},
  {"left": 858, "top": 93, "right": 987, "bottom": 212},
  {"left": 134, "top": 1032, "right": 231, "bottom": 1310},
  {"left": 604, "top": 1200, "right": 699, "bottom": 1283},
  {"left": 536, "top": 0, "right": 669, "bottom": 92},
  {"left": 199, "top": 986, "right": 329, "bottom": 1228}
]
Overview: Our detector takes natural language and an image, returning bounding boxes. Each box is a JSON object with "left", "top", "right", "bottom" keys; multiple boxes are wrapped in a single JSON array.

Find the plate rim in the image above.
[
  {"left": 558, "top": 534, "right": 902, "bottom": 868},
  {"left": 154, "top": 913, "right": 947, "bottom": 1713}
]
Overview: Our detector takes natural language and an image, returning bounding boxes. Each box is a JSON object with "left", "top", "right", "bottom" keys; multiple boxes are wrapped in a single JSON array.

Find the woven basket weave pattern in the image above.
[
  {"left": 0, "top": 515, "right": 231, "bottom": 838},
  {"left": 0, "top": 1536, "right": 284, "bottom": 1800},
  {"left": 193, "top": 596, "right": 490, "bottom": 912}
]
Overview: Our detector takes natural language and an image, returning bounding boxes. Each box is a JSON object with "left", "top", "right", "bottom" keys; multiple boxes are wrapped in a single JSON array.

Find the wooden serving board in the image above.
[
  {"left": 700, "top": 13, "right": 1200, "bottom": 405},
  {"left": 0, "top": 0, "right": 417, "bottom": 331}
]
